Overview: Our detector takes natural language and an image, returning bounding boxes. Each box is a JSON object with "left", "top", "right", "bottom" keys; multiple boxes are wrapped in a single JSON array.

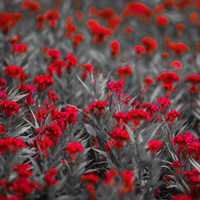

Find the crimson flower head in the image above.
[
  {"left": 12, "top": 43, "right": 29, "bottom": 54},
  {"left": 134, "top": 44, "right": 146, "bottom": 55},
  {"left": 116, "top": 65, "right": 133, "bottom": 79},
  {"left": 107, "top": 79, "right": 125, "bottom": 94},
  {"left": 87, "top": 19, "right": 113, "bottom": 43},
  {"left": 156, "top": 15, "right": 169, "bottom": 27},
  {"left": 170, "top": 42, "right": 190, "bottom": 55},
  {"left": 4, "top": 65, "right": 25, "bottom": 80},
  {"left": 0, "top": 12, "right": 22, "bottom": 34},
  {"left": 110, "top": 127, "right": 130, "bottom": 144},
  {"left": 110, "top": 40, "right": 121, "bottom": 57},
  {"left": 157, "top": 71, "right": 180, "bottom": 91},
  {"left": 120, "top": 170, "right": 135, "bottom": 194},
  {"left": 21, "top": 0, "right": 41, "bottom": 12},
  {"left": 86, "top": 100, "right": 108, "bottom": 116},
  {"left": 81, "top": 173, "right": 100, "bottom": 185},
  {"left": 0, "top": 100, "right": 20, "bottom": 117},
  {"left": 33, "top": 74, "right": 54, "bottom": 91},
  {"left": 65, "top": 52, "right": 78, "bottom": 70},
  {"left": 66, "top": 141, "right": 85, "bottom": 161},
  {"left": 147, "top": 139, "right": 165, "bottom": 153},
  {"left": 186, "top": 73, "right": 200, "bottom": 93},
  {"left": 171, "top": 194, "right": 192, "bottom": 200},
  {"left": 80, "top": 63, "right": 94, "bottom": 80},
  {"left": 123, "top": 2, "right": 152, "bottom": 19},
  {"left": 44, "top": 9, "right": 61, "bottom": 28},
  {"left": 44, "top": 167, "right": 59, "bottom": 186},
  {"left": 65, "top": 105, "right": 79, "bottom": 124},
  {"left": 141, "top": 36, "right": 158, "bottom": 53}
]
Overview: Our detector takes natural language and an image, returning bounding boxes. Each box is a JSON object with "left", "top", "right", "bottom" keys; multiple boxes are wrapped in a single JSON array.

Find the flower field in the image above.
[{"left": 0, "top": 0, "right": 200, "bottom": 199}]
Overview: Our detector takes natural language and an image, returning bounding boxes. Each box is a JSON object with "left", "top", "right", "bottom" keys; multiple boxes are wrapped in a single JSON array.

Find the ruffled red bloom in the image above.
[
  {"left": 113, "top": 112, "right": 129, "bottom": 124},
  {"left": 171, "top": 194, "right": 192, "bottom": 200},
  {"left": 147, "top": 139, "right": 165, "bottom": 153},
  {"left": 157, "top": 71, "right": 180, "bottom": 91},
  {"left": 44, "top": 48, "right": 61, "bottom": 60},
  {"left": 44, "top": 167, "right": 59, "bottom": 186},
  {"left": 48, "top": 90, "right": 60, "bottom": 102},
  {"left": 170, "top": 42, "right": 189, "bottom": 55},
  {"left": 86, "top": 100, "right": 108, "bottom": 116},
  {"left": 81, "top": 173, "right": 100, "bottom": 185},
  {"left": 110, "top": 127, "right": 130, "bottom": 142},
  {"left": 4, "top": 65, "right": 25, "bottom": 79},
  {"left": 0, "top": 100, "right": 20, "bottom": 117},
  {"left": 123, "top": 2, "right": 152, "bottom": 19},
  {"left": 12, "top": 43, "right": 28, "bottom": 54},
  {"left": 44, "top": 9, "right": 60, "bottom": 28},
  {"left": 48, "top": 59, "right": 65, "bottom": 77},
  {"left": 0, "top": 12, "right": 22, "bottom": 34},
  {"left": 72, "top": 33, "right": 85, "bottom": 49},
  {"left": 87, "top": 19, "right": 112, "bottom": 43},
  {"left": 141, "top": 36, "right": 158, "bottom": 53},
  {"left": 0, "top": 124, "right": 6, "bottom": 134},
  {"left": 166, "top": 110, "right": 181, "bottom": 124},
  {"left": 120, "top": 170, "right": 135, "bottom": 194},
  {"left": 170, "top": 60, "right": 184, "bottom": 70},
  {"left": 157, "top": 97, "right": 172, "bottom": 109},
  {"left": 116, "top": 65, "right": 133, "bottom": 79},
  {"left": 66, "top": 141, "right": 84, "bottom": 161},
  {"left": 14, "top": 163, "right": 33, "bottom": 178},
  {"left": 65, "top": 52, "right": 78, "bottom": 70},
  {"left": 21, "top": 0, "right": 41, "bottom": 12},
  {"left": 110, "top": 40, "right": 121, "bottom": 57},
  {"left": 128, "top": 109, "right": 151, "bottom": 126},
  {"left": 0, "top": 137, "right": 26, "bottom": 154},
  {"left": 186, "top": 74, "right": 200, "bottom": 93},
  {"left": 134, "top": 44, "right": 146, "bottom": 55},
  {"left": 156, "top": 15, "right": 169, "bottom": 27},
  {"left": 10, "top": 177, "right": 39, "bottom": 197},
  {"left": 107, "top": 79, "right": 125, "bottom": 94},
  {"left": 104, "top": 168, "right": 119, "bottom": 185},
  {"left": 80, "top": 63, "right": 94, "bottom": 80},
  {"left": 33, "top": 74, "right": 54, "bottom": 91},
  {"left": 65, "top": 105, "right": 79, "bottom": 124}
]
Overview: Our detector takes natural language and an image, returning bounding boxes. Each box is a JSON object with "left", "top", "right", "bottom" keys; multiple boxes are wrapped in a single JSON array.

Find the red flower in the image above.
[
  {"left": 166, "top": 110, "right": 181, "bottom": 124},
  {"left": 0, "top": 137, "right": 26, "bottom": 154},
  {"left": 44, "top": 48, "right": 61, "bottom": 60},
  {"left": 33, "top": 74, "right": 54, "bottom": 91},
  {"left": 110, "top": 127, "right": 130, "bottom": 142},
  {"left": 86, "top": 100, "right": 108, "bottom": 116},
  {"left": 0, "top": 124, "right": 6, "bottom": 134},
  {"left": 120, "top": 170, "right": 135, "bottom": 194},
  {"left": 171, "top": 194, "right": 192, "bottom": 200},
  {"left": 11, "top": 177, "right": 39, "bottom": 197},
  {"left": 12, "top": 43, "right": 29, "bottom": 54},
  {"left": 156, "top": 15, "right": 169, "bottom": 27},
  {"left": 147, "top": 139, "right": 165, "bottom": 153},
  {"left": 157, "top": 71, "right": 180, "bottom": 91},
  {"left": 87, "top": 19, "right": 113, "bottom": 43},
  {"left": 44, "top": 9, "right": 60, "bottom": 28},
  {"left": 4, "top": 65, "right": 25, "bottom": 79},
  {"left": 80, "top": 63, "right": 94, "bottom": 80},
  {"left": 14, "top": 163, "right": 33, "bottom": 178},
  {"left": 107, "top": 79, "right": 125, "bottom": 94},
  {"left": 116, "top": 65, "right": 133, "bottom": 79},
  {"left": 66, "top": 141, "right": 85, "bottom": 161},
  {"left": 65, "top": 52, "right": 78, "bottom": 70},
  {"left": 170, "top": 60, "right": 184, "bottom": 70},
  {"left": 128, "top": 109, "right": 151, "bottom": 126},
  {"left": 65, "top": 105, "right": 79, "bottom": 124},
  {"left": 0, "top": 100, "right": 20, "bottom": 117},
  {"left": 21, "top": 0, "right": 41, "bottom": 12},
  {"left": 104, "top": 168, "right": 119, "bottom": 185},
  {"left": 123, "top": 2, "right": 152, "bottom": 19},
  {"left": 170, "top": 42, "right": 190, "bottom": 55},
  {"left": 134, "top": 44, "right": 146, "bottom": 55},
  {"left": 81, "top": 173, "right": 100, "bottom": 184},
  {"left": 110, "top": 40, "right": 121, "bottom": 57},
  {"left": 0, "top": 12, "right": 22, "bottom": 34},
  {"left": 44, "top": 167, "right": 59, "bottom": 186},
  {"left": 141, "top": 36, "right": 158, "bottom": 53}
]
